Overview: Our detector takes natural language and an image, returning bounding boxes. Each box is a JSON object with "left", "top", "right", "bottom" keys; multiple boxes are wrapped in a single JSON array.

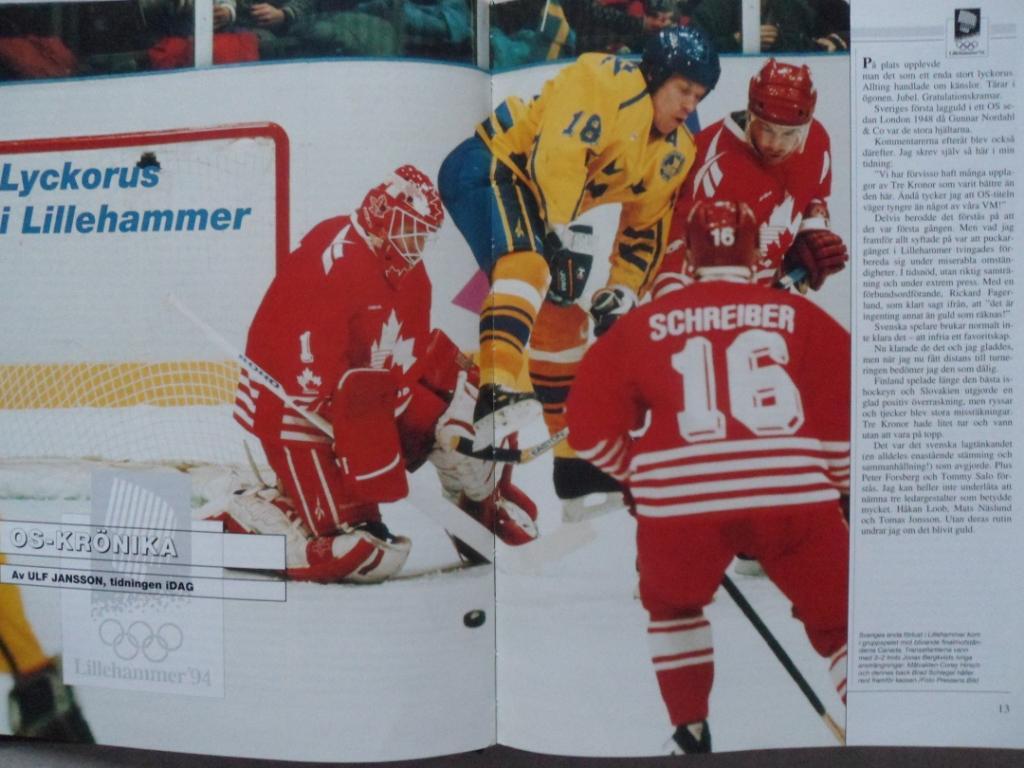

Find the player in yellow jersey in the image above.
[
  {"left": 438, "top": 26, "right": 720, "bottom": 507},
  {"left": 1, "top": 560, "right": 93, "bottom": 741}
]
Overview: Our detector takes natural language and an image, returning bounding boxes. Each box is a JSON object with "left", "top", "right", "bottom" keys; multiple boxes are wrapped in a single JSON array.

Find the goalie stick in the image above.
[{"left": 721, "top": 574, "right": 846, "bottom": 745}]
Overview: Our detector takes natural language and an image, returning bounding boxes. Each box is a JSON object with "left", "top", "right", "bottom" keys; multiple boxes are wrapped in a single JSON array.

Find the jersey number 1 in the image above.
[{"left": 671, "top": 329, "right": 804, "bottom": 442}]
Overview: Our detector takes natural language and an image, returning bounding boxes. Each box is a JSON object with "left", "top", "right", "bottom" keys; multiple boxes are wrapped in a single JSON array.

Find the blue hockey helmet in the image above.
[{"left": 641, "top": 25, "right": 720, "bottom": 95}]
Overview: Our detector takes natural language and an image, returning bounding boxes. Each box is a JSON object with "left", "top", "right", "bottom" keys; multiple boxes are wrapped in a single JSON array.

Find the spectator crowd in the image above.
[{"left": 0, "top": 0, "right": 848, "bottom": 80}]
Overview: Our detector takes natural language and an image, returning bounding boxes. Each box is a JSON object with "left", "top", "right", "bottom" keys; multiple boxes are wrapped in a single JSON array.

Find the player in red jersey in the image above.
[
  {"left": 654, "top": 58, "right": 848, "bottom": 296},
  {"left": 566, "top": 200, "right": 849, "bottom": 753},
  {"left": 210, "top": 166, "right": 537, "bottom": 583}
]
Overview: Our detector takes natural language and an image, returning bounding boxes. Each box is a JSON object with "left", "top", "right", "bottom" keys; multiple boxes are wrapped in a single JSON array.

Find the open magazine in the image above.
[{"left": 0, "top": 0, "right": 1020, "bottom": 760}]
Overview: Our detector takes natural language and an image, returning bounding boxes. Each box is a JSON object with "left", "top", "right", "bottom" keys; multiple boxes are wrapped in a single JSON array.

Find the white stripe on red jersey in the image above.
[
  {"left": 648, "top": 615, "right": 713, "bottom": 672},
  {"left": 629, "top": 436, "right": 848, "bottom": 518},
  {"left": 575, "top": 436, "right": 631, "bottom": 480}
]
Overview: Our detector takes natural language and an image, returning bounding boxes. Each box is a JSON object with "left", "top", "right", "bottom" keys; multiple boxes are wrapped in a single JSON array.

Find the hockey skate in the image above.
[
  {"left": 666, "top": 721, "right": 711, "bottom": 754},
  {"left": 554, "top": 457, "right": 626, "bottom": 523},
  {"left": 8, "top": 659, "right": 94, "bottom": 743},
  {"left": 203, "top": 489, "right": 410, "bottom": 584},
  {"left": 472, "top": 384, "right": 542, "bottom": 450}
]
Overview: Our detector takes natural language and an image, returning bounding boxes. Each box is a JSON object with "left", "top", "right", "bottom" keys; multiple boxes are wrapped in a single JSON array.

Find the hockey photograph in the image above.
[
  {"left": 0, "top": 1, "right": 851, "bottom": 760},
  {"left": 484, "top": 36, "right": 852, "bottom": 755}
]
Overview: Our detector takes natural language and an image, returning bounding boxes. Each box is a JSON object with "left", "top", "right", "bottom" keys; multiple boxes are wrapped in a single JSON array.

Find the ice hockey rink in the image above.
[
  {"left": 0, "top": 55, "right": 849, "bottom": 759},
  {"left": 0, "top": 428, "right": 845, "bottom": 760}
]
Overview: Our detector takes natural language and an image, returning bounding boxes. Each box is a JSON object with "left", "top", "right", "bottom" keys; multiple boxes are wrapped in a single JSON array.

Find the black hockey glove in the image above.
[{"left": 589, "top": 285, "right": 638, "bottom": 336}]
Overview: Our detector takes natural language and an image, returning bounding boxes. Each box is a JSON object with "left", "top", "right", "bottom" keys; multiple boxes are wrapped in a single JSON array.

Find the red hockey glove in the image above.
[{"left": 782, "top": 230, "right": 848, "bottom": 291}]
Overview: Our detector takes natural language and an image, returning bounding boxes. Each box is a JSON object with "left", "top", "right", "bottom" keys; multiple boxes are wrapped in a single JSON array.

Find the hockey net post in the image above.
[{"left": 0, "top": 123, "right": 289, "bottom": 494}]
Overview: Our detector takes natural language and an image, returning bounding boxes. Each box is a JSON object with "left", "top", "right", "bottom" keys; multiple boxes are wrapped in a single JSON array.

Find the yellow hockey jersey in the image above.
[{"left": 477, "top": 53, "right": 697, "bottom": 296}]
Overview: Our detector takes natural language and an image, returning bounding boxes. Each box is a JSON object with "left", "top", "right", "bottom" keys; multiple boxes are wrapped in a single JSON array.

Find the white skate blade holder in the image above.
[{"left": 561, "top": 491, "right": 627, "bottom": 524}]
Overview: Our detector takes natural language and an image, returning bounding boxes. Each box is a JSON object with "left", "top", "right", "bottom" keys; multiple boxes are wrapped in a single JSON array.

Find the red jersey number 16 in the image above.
[{"left": 671, "top": 329, "right": 805, "bottom": 443}]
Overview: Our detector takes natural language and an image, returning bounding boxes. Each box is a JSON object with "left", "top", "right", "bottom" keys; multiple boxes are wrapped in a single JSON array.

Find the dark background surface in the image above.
[{"left": 2, "top": 739, "right": 1022, "bottom": 767}]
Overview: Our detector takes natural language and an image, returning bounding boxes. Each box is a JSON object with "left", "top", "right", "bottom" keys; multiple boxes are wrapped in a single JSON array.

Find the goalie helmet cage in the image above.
[{"left": 0, "top": 123, "right": 290, "bottom": 475}]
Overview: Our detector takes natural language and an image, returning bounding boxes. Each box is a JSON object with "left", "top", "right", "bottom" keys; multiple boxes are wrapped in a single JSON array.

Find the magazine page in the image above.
[
  {"left": 0, "top": 10, "right": 499, "bottom": 760},
  {"left": 847, "top": 0, "right": 1023, "bottom": 747},
  {"left": 481, "top": 1, "right": 853, "bottom": 755}
]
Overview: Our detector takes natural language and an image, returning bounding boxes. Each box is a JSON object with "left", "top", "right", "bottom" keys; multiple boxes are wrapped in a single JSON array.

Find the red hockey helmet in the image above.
[
  {"left": 357, "top": 165, "right": 444, "bottom": 276},
  {"left": 685, "top": 200, "right": 759, "bottom": 273},
  {"left": 748, "top": 59, "right": 816, "bottom": 126}
]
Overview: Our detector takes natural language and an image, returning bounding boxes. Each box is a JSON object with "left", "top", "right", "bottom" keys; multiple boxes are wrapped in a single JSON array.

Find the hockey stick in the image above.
[
  {"left": 166, "top": 294, "right": 495, "bottom": 557},
  {"left": 451, "top": 427, "right": 567, "bottom": 465},
  {"left": 720, "top": 574, "right": 846, "bottom": 745},
  {"left": 774, "top": 266, "right": 808, "bottom": 292},
  {"left": 167, "top": 294, "right": 335, "bottom": 436}
]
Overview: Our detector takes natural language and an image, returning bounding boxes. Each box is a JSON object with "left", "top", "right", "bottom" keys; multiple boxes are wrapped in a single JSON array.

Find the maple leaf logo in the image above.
[
  {"left": 370, "top": 310, "right": 417, "bottom": 372},
  {"left": 760, "top": 194, "right": 798, "bottom": 257},
  {"left": 369, "top": 193, "right": 388, "bottom": 217},
  {"left": 297, "top": 368, "right": 322, "bottom": 394}
]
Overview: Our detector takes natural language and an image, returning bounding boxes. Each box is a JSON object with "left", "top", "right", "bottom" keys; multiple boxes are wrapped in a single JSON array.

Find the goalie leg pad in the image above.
[
  {"left": 203, "top": 489, "right": 409, "bottom": 583},
  {"left": 452, "top": 454, "right": 539, "bottom": 547},
  {"left": 455, "top": 492, "right": 538, "bottom": 547},
  {"left": 262, "top": 442, "right": 381, "bottom": 536},
  {"left": 201, "top": 487, "right": 314, "bottom": 567},
  {"left": 298, "top": 523, "right": 411, "bottom": 584},
  {"left": 430, "top": 371, "right": 497, "bottom": 502},
  {"left": 331, "top": 367, "right": 409, "bottom": 504}
]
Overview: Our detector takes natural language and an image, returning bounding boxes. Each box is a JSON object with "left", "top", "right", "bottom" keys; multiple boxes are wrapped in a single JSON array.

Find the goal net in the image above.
[{"left": 0, "top": 124, "right": 289, "bottom": 493}]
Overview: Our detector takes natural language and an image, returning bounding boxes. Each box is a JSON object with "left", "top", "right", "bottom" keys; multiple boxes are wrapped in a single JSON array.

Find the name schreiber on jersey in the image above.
[{"left": 647, "top": 302, "right": 796, "bottom": 340}]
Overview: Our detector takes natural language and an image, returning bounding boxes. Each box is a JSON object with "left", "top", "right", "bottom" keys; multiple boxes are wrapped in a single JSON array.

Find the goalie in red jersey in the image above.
[
  {"left": 654, "top": 58, "right": 849, "bottom": 297},
  {"left": 207, "top": 165, "right": 537, "bottom": 584},
  {"left": 566, "top": 200, "right": 849, "bottom": 753}
]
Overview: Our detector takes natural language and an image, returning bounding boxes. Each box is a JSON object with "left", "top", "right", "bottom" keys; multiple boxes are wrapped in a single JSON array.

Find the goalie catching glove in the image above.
[
  {"left": 589, "top": 284, "right": 638, "bottom": 336},
  {"left": 782, "top": 229, "right": 848, "bottom": 291},
  {"left": 430, "top": 371, "right": 538, "bottom": 547}
]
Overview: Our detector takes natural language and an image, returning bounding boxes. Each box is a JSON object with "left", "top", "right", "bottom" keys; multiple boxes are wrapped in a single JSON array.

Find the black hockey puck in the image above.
[{"left": 463, "top": 609, "right": 486, "bottom": 628}]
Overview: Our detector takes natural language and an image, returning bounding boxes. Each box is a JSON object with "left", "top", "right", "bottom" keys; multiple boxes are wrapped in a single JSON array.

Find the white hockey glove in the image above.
[
  {"left": 589, "top": 284, "right": 638, "bottom": 337},
  {"left": 429, "top": 371, "right": 497, "bottom": 501}
]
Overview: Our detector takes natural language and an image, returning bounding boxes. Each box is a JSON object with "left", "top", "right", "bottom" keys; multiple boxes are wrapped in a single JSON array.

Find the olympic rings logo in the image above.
[
  {"left": 98, "top": 619, "right": 184, "bottom": 662},
  {"left": 956, "top": 39, "right": 980, "bottom": 51}
]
